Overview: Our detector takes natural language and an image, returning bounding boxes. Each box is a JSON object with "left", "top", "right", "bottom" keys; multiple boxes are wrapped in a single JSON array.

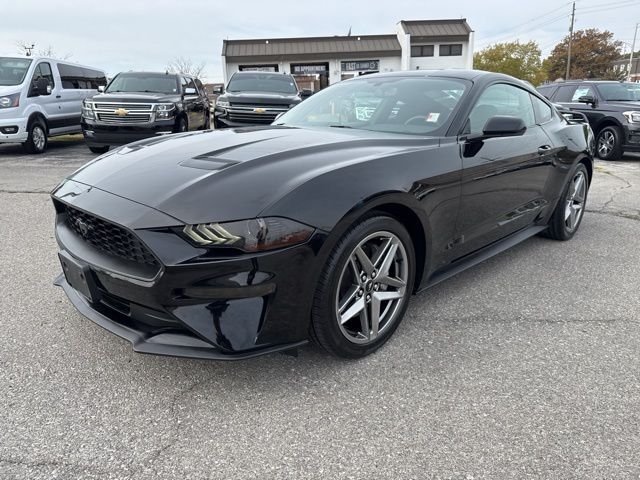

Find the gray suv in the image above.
[{"left": 537, "top": 81, "right": 640, "bottom": 160}]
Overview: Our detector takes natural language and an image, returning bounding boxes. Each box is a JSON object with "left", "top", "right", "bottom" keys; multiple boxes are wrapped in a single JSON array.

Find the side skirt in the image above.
[{"left": 419, "top": 225, "right": 547, "bottom": 292}]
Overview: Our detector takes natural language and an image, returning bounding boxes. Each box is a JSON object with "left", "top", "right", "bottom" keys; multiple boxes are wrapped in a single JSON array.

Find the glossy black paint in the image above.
[{"left": 53, "top": 70, "right": 593, "bottom": 359}]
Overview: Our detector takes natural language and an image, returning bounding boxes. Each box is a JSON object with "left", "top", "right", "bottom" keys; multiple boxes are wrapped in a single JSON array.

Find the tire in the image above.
[
  {"left": 22, "top": 119, "right": 48, "bottom": 154},
  {"left": 174, "top": 116, "right": 188, "bottom": 133},
  {"left": 89, "top": 146, "right": 110, "bottom": 154},
  {"left": 596, "top": 126, "right": 623, "bottom": 160},
  {"left": 311, "top": 214, "right": 416, "bottom": 358},
  {"left": 543, "top": 163, "right": 589, "bottom": 241},
  {"left": 213, "top": 117, "right": 225, "bottom": 129}
]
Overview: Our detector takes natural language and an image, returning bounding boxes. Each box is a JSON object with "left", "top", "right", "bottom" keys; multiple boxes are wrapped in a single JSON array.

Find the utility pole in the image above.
[
  {"left": 566, "top": 2, "right": 576, "bottom": 80},
  {"left": 628, "top": 23, "right": 639, "bottom": 82}
]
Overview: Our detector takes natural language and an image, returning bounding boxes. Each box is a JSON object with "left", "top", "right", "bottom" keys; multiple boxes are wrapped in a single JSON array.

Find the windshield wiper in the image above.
[
  {"left": 328, "top": 124, "right": 354, "bottom": 129},
  {"left": 606, "top": 98, "right": 633, "bottom": 101}
]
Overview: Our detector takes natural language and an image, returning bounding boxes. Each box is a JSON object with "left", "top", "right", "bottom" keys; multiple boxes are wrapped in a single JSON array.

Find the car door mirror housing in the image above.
[
  {"left": 300, "top": 88, "right": 313, "bottom": 98},
  {"left": 578, "top": 95, "right": 596, "bottom": 105},
  {"left": 34, "top": 77, "right": 52, "bottom": 96},
  {"left": 212, "top": 86, "right": 224, "bottom": 95},
  {"left": 480, "top": 115, "right": 527, "bottom": 138},
  {"left": 98, "top": 85, "right": 105, "bottom": 93},
  {"left": 184, "top": 87, "right": 197, "bottom": 95}
]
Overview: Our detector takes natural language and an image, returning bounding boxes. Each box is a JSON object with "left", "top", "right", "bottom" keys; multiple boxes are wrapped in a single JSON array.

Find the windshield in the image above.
[
  {"left": 596, "top": 82, "right": 640, "bottom": 102},
  {"left": 0, "top": 57, "right": 32, "bottom": 86},
  {"left": 227, "top": 73, "right": 297, "bottom": 94},
  {"left": 105, "top": 73, "right": 179, "bottom": 94},
  {"left": 275, "top": 76, "right": 469, "bottom": 135}
]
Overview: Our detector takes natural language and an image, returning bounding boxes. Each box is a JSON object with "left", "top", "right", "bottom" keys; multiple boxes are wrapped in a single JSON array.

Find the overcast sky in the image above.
[{"left": 1, "top": 0, "right": 638, "bottom": 82}]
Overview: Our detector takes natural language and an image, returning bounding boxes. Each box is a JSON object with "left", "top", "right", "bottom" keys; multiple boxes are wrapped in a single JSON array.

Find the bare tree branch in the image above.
[
  {"left": 166, "top": 57, "right": 206, "bottom": 78},
  {"left": 16, "top": 41, "right": 72, "bottom": 60}
]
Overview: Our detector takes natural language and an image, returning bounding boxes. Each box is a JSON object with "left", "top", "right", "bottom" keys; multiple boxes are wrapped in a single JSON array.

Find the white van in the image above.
[{"left": 0, "top": 56, "right": 106, "bottom": 153}]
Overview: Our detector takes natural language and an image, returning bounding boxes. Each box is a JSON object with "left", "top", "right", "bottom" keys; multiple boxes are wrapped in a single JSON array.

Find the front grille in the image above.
[
  {"left": 228, "top": 112, "right": 278, "bottom": 124},
  {"left": 226, "top": 104, "right": 289, "bottom": 124},
  {"left": 64, "top": 205, "right": 158, "bottom": 267},
  {"left": 96, "top": 112, "right": 152, "bottom": 124},
  {"left": 229, "top": 103, "right": 290, "bottom": 109},
  {"left": 94, "top": 103, "right": 153, "bottom": 111}
]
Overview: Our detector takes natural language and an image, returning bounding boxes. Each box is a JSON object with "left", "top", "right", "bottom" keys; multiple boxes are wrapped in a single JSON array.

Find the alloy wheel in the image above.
[
  {"left": 335, "top": 231, "right": 409, "bottom": 344},
  {"left": 565, "top": 170, "right": 586, "bottom": 231},
  {"left": 33, "top": 126, "right": 46, "bottom": 151},
  {"left": 597, "top": 130, "right": 614, "bottom": 158}
]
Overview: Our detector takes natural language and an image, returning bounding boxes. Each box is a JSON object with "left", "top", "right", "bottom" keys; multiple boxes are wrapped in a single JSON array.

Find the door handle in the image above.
[
  {"left": 537, "top": 145, "right": 552, "bottom": 155},
  {"left": 56, "top": 94, "right": 61, "bottom": 98}
]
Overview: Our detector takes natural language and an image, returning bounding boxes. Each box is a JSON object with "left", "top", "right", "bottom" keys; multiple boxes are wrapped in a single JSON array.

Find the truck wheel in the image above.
[
  {"left": 89, "top": 146, "right": 110, "bottom": 154},
  {"left": 174, "top": 117, "right": 188, "bottom": 133},
  {"left": 22, "top": 119, "right": 48, "bottom": 154},
  {"left": 596, "top": 126, "right": 623, "bottom": 160}
]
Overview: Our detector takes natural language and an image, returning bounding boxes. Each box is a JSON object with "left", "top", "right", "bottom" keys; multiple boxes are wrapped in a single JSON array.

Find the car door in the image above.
[
  {"left": 182, "top": 76, "right": 203, "bottom": 130},
  {"left": 27, "top": 61, "right": 67, "bottom": 133},
  {"left": 455, "top": 83, "right": 555, "bottom": 258}
]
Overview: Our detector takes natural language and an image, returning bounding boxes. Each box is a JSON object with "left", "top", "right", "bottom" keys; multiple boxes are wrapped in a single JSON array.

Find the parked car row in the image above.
[
  {"left": 0, "top": 56, "right": 318, "bottom": 154},
  {"left": 537, "top": 80, "right": 640, "bottom": 160}
]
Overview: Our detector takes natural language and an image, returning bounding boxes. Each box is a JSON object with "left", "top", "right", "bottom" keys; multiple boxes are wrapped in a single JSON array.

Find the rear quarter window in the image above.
[{"left": 537, "top": 85, "right": 557, "bottom": 100}]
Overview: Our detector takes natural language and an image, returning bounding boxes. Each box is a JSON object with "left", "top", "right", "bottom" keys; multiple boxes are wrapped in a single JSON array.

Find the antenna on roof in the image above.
[{"left": 347, "top": 26, "right": 352, "bottom": 36}]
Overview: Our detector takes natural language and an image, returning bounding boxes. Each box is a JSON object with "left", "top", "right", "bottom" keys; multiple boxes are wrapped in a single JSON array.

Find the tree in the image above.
[
  {"left": 474, "top": 41, "right": 546, "bottom": 85},
  {"left": 166, "top": 57, "right": 205, "bottom": 79},
  {"left": 544, "top": 29, "right": 623, "bottom": 80},
  {"left": 16, "top": 41, "right": 72, "bottom": 59}
]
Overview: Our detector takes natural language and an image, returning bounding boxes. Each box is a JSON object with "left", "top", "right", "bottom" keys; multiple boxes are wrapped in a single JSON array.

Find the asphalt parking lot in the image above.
[{"left": 1, "top": 136, "right": 639, "bottom": 479}]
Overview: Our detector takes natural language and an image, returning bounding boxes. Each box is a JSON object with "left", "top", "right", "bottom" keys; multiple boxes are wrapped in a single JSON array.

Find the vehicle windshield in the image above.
[
  {"left": 0, "top": 57, "right": 32, "bottom": 86},
  {"left": 275, "top": 76, "right": 469, "bottom": 135},
  {"left": 596, "top": 82, "right": 640, "bottom": 102},
  {"left": 227, "top": 73, "right": 297, "bottom": 94},
  {"left": 105, "top": 73, "right": 179, "bottom": 94}
]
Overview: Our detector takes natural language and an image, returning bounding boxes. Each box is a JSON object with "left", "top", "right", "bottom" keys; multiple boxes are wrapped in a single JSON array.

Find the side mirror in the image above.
[
  {"left": 578, "top": 95, "right": 596, "bottom": 105},
  {"left": 34, "top": 77, "right": 52, "bottom": 96},
  {"left": 480, "top": 115, "right": 526, "bottom": 138},
  {"left": 212, "top": 85, "right": 224, "bottom": 95},
  {"left": 300, "top": 88, "right": 313, "bottom": 98},
  {"left": 184, "top": 87, "right": 197, "bottom": 95},
  {"left": 98, "top": 85, "right": 105, "bottom": 93}
]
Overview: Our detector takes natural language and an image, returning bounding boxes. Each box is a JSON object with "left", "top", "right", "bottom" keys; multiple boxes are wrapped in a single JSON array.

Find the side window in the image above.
[
  {"left": 571, "top": 85, "right": 594, "bottom": 102},
  {"left": 180, "top": 76, "right": 189, "bottom": 93},
  {"left": 195, "top": 78, "right": 204, "bottom": 94},
  {"left": 467, "top": 83, "right": 536, "bottom": 134},
  {"left": 411, "top": 45, "right": 434, "bottom": 57},
  {"left": 37, "top": 62, "right": 55, "bottom": 87},
  {"left": 530, "top": 94, "right": 553, "bottom": 124},
  {"left": 440, "top": 44, "right": 462, "bottom": 56},
  {"left": 537, "top": 85, "right": 557, "bottom": 100},
  {"left": 554, "top": 85, "right": 578, "bottom": 102},
  {"left": 185, "top": 77, "right": 197, "bottom": 92}
]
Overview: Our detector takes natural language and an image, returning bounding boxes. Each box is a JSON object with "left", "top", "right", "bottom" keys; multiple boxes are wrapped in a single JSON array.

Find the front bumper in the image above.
[
  {"left": 81, "top": 119, "right": 175, "bottom": 147},
  {"left": 623, "top": 123, "right": 640, "bottom": 152},
  {"left": 0, "top": 113, "right": 28, "bottom": 143},
  {"left": 52, "top": 180, "right": 324, "bottom": 360}
]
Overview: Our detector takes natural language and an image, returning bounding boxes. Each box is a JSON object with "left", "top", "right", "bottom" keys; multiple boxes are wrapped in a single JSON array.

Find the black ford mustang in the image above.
[{"left": 52, "top": 70, "right": 594, "bottom": 360}]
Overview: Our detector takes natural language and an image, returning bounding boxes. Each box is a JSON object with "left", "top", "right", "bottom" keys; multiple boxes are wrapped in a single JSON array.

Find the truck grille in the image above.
[
  {"left": 94, "top": 102, "right": 154, "bottom": 124},
  {"left": 227, "top": 104, "right": 289, "bottom": 124},
  {"left": 97, "top": 112, "right": 152, "bottom": 123},
  {"left": 64, "top": 205, "right": 158, "bottom": 267}
]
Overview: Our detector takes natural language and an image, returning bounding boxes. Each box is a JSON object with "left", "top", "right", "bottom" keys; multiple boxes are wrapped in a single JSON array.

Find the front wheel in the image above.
[
  {"left": 311, "top": 215, "right": 415, "bottom": 358},
  {"left": 22, "top": 119, "right": 48, "bottom": 154},
  {"left": 543, "top": 163, "right": 589, "bottom": 241},
  {"left": 89, "top": 146, "right": 109, "bottom": 154},
  {"left": 596, "top": 126, "right": 623, "bottom": 160},
  {"left": 174, "top": 116, "right": 188, "bottom": 133}
]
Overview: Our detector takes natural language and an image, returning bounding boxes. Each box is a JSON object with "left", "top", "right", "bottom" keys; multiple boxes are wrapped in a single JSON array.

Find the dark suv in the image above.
[
  {"left": 538, "top": 80, "right": 640, "bottom": 160},
  {"left": 213, "top": 71, "right": 311, "bottom": 128},
  {"left": 81, "top": 72, "right": 210, "bottom": 154}
]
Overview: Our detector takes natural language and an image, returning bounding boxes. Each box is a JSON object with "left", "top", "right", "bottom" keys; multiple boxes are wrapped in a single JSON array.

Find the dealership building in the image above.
[{"left": 221, "top": 19, "right": 474, "bottom": 91}]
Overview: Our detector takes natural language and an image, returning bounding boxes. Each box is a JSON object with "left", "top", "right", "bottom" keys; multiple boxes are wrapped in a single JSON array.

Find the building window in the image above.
[
  {"left": 238, "top": 64, "right": 278, "bottom": 72},
  {"left": 439, "top": 44, "right": 463, "bottom": 56},
  {"left": 410, "top": 45, "right": 434, "bottom": 57}
]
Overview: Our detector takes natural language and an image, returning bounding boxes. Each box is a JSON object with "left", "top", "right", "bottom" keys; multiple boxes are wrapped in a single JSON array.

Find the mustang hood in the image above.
[{"left": 64, "top": 127, "right": 438, "bottom": 225}]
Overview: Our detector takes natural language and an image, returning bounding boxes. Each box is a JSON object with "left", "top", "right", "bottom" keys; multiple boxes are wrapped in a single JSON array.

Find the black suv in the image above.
[
  {"left": 213, "top": 71, "right": 311, "bottom": 128},
  {"left": 538, "top": 80, "right": 640, "bottom": 160},
  {"left": 81, "top": 72, "right": 210, "bottom": 153}
]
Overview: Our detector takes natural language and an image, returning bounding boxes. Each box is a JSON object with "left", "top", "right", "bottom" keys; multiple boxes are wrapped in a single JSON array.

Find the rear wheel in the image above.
[
  {"left": 89, "top": 146, "right": 109, "bottom": 154},
  {"left": 543, "top": 164, "right": 589, "bottom": 241},
  {"left": 596, "top": 126, "right": 623, "bottom": 160},
  {"left": 22, "top": 119, "right": 47, "bottom": 154},
  {"left": 311, "top": 215, "right": 415, "bottom": 358}
]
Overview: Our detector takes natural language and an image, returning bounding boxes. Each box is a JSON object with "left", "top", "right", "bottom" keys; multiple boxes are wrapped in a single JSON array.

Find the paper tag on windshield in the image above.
[{"left": 426, "top": 113, "right": 440, "bottom": 123}]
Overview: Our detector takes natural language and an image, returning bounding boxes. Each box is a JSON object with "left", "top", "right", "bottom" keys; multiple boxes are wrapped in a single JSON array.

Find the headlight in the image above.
[
  {"left": 623, "top": 111, "right": 640, "bottom": 123},
  {"left": 155, "top": 103, "right": 175, "bottom": 119},
  {"left": 81, "top": 100, "right": 94, "bottom": 119},
  {"left": 216, "top": 98, "right": 230, "bottom": 108},
  {"left": 182, "top": 217, "right": 314, "bottom": 252},
  {"left": 0, "top": 93, "right": 20, "bottom": 108}
]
